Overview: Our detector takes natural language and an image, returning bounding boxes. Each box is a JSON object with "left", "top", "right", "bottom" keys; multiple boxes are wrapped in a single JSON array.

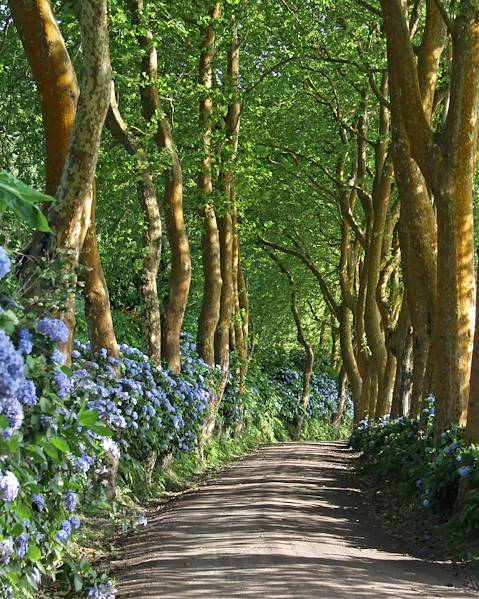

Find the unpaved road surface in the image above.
[{"left": 112, "top": 442, "right": 477, "bottom": 598}]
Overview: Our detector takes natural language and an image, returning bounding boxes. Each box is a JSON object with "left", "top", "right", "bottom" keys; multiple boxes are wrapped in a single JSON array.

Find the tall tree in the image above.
[{"left": 197, "top": 3, "right": 223, "bottom": 366}]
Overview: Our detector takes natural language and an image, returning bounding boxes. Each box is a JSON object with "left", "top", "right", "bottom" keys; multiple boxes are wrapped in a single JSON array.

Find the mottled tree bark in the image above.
[
  {"left": 380, "top": 0, "right": 479, "bottom": 437},
  {"left": 11, "top": 0, "right": 113, "bottom": 361},
  {"left": 46, "top": 0, "right": 111, "bottom": 359},
  {"left": 214, "top": 15, "right": 241, "bottom": 370},
  {"left": 130, "top": 0, "right": 191, "bottom": 374},
  {"left": 197, "top": 3, "right": 223, "bottom": 365},
  {"left": 215, "top": 213, "right": 234, "bottom": 367},
  {"left": 237, "top": 254, "right": 250, "bottom": 393},
  {"left": 107, "top": 85, "right": 162, "bottom": 365},
  {"left": 80, "top": 187, "right": 119, "bottom": 356}
]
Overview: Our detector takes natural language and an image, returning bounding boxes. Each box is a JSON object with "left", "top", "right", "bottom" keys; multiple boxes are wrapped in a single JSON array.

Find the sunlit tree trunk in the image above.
[
  {"left": 80, "top": 187, "right": 119, "bottom": 356},
  {"left": 197, "top": 3, "right": 223, "bottom": 366},
  {"left": 380, "top": 0, "right": 479, "bottom": 437},
  {"left": 237, "top": 254, "right": 250, "bottom": 393},
  {"left": 214, "top": 15, "right": 240, "bottom": 369},
  {"left": 364, "top": 79, "right": 394, "bottom": 419},
  {"left": 11, "top": 0, "right": 112, "bottom": 360},
  {"left": 130, "top": 0, "right": 191, "bottom": 374},
  {"left": 107, "top": 85, "right": 162, "bottom": 365}
]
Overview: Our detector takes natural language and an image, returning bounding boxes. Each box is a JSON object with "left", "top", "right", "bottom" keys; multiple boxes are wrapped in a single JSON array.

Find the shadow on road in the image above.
[{"left": 111, "top": 442, "right": 473, "bottom": 598}]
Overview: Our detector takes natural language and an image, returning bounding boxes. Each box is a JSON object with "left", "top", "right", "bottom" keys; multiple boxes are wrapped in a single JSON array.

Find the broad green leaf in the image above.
[
  {"left": 0, "top": 171, "right": 53, "bottom": 232},
  {"left": 49, "top": 437, "right": 71, "bottom": 454},
  {"left": 78, "top": 409, "right": 99, "bottom": 427}
]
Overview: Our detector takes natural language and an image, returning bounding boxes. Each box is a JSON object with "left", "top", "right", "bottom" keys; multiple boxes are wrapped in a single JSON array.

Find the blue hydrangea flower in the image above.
[
  {"left": 0, "top": 330, "right": 24, "bottom": 400},
  {"left": 65, "top": 491, "right": 77, "bottom": 513},
  {"left": 36, "top": 318, "right": 69, "bottom": 344},
  {"left": 87, "top": 581, "right": 117, "bottom": 599},
  {"left": 69, "top": 515, "right": 81, "bottom": 530},
  {"left": 56, "top": 520, "right": 72, "bottom": 544},
  {"left": 74, "top": 453, "right": 95, "bottom": 474},
  {"left": 18, "top": 379, "right": 37, "bottom": 407},
  {"left": 54, "top": 370, "right": 71, "bottom": 399},
  {"left": 458, "top": 466, "right": 471, "bottom": 477},
  {"left": 0, "top": 472, "right": 19, "bottom": 502},
  {"left": 0, "top": 247, "right": 11, "bottom": 280},
  {"left": 0, "top": 538, "right": 13, "bottom": 565},
  {"left": 101, "top": 437, "right": 120, "bottom": 459},
  {"left": 51, "top": 349, "right": 66, "bottom": 365},
  {"left": 14, "top": 533, "right": 28, "bottom": 559},
  {"left": 136, "top": 513, "right": 147, "bottom": 527},
  {"left": 423, "top": 499, "right": 431, "bottom": 508},
  {"left": 31, "top": 567, "right": 41, "bottom": 586},
  {"left": 32, "top": 494, "right": 46, "bottom": 512},
  {"left": 17, "top": 329, "right": 33, "bottom": 355},
  {"left": 1, "top": 398, "right": 24, "bottom": 438}
]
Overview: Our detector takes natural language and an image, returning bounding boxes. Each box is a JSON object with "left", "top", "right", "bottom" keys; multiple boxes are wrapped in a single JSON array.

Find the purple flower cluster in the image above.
[
  {"left": 0, "top": 330, "right": 24, "bottom": 400},
  {"left": 87, "top": 581, "right": 117, "bottom": 599},
  {"left": 0, "top": 472, "right": 19, "bottom": 502},
  {"left": 0, "top": 247, "right": 11, "bottom": 280},
  {"left": 56, "top": 520, "right": 72, "bottom": 544},
  {"left": 36, "top": 318, "right": 69, "bottom": 344}
]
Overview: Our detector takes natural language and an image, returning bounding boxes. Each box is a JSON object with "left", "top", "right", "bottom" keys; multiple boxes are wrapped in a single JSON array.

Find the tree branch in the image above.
[{"left": 432, "top": 0, "right": 455, "bottom": 36}]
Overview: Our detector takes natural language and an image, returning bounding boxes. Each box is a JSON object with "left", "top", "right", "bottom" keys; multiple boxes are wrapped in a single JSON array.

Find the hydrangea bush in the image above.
[
  {"left": 0, "top": 242, "right": 351, "bottom": 597},
  {"left": 71, "top": 333, "right": 217, "bottom": 461},
  {"left": 0, "top": 248, "right": 114, "bottom": 598},
  {"left": 272, "top": 367, "right": 352, "bottom": 424},
  {"left": 220, "top": 362, "right": 351, "bottom": 437},
  {"left": 351, "top": 402, "right": 479, "bottom": 529}
]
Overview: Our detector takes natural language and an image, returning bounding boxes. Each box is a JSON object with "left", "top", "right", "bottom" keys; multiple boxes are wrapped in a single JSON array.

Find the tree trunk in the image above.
[
  {"left": 11, "top": 0, "right": 112, "bottom": 360},
  {"left": 197, "top": 3, "right": 223, "bottom": 366},
  {"left": 45, "top": 0, "right": 111, "bottom": 359},
  {"left": 214, "top": 15, "right": 241, "bottom": 370},
  {"left": 215, "top": 214, "right": 234, "bottom": 367},
  {"left": 237, "top": 255, "right": 250, "bottom": 394},
  {"left": 466, "top": 266, "right": 479, "bottom": 443},
  {"left": 130, "top": 0, "right": 191, "bottom": 374},
  {"left": 380, "top": 0, "right": 479, "bottom": 438},
  {"left": 8, "top": 0, "right": 79, "bottom": 198},
  {"left": 80, "top": 187, "right": 119, "bottom": 356},
  {"left": 107, "top": 85, "right": 162, "bottom": 365},
  {"left": 333, "top": 365, "right": 348, "bottom": 430}
]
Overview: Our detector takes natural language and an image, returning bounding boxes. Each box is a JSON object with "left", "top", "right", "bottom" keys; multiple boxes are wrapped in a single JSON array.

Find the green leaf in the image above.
[
  {"left": 90, "top": 424, "right": 112, "bottom": 437},
  {"left": 78, "top": 409, "right": 98, "bottom": 427},
  {"left": 28, "top": 543, "right": 42, "bottom": 562},
  {"left": 49, "top": 437, "right": 71, "bottom": 454},
  {"left": 43, "top": 443, "right": 59, "bottom": 460},
  {"left": 14, "top": 502, "right": 32, "bottom": 520},
  {"left": 0, "top": 171, "right": 53, "bottom": 232},
  {"left": 25, "top": 444, "right": 45, "bottom": 461},
  {"left": 74, "top": 574, "right": 83, "bottom": 592}
]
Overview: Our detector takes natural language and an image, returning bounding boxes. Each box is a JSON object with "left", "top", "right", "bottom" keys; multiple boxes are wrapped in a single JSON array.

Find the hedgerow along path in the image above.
[{"left": 111, "top": 442, "right": 473, "bottom": 598}]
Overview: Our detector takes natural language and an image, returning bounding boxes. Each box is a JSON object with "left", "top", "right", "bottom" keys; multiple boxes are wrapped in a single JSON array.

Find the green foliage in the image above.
[
  {"left": 351, "top": 410, "right": 479, "bottom": 532},
  {"left": 0, "top": 172, "right": 52, "bottom": 232}
]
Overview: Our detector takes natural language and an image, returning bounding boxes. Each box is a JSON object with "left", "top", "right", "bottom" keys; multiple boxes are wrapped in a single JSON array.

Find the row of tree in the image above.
[
  {"left": 6, "top": 0, "right": 249, "bottom": 395},
  {"left": 3, "top": 0, "right": 479, "bottom": 443}
]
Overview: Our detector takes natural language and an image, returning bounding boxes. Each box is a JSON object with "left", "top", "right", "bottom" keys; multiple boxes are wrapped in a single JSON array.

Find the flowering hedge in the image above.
[
  {"left": 0, "top": 242, "right": 349, "bottom": 598},
  {"left": 350, "top": 405, "right": 479, "bottom": 529},
  {"left": 0, "top": 249, "right": 114, "bottom": 598}
]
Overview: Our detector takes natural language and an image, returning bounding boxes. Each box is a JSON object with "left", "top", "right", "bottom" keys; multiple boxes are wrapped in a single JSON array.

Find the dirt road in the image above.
[{"left": 112, "top": 442, "right": 476, "bottom": 598}]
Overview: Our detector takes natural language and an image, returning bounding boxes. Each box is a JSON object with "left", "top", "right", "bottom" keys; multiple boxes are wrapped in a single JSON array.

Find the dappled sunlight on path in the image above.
[{"left": 111, "top": 442, "right": 474, "bottom": 598}]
